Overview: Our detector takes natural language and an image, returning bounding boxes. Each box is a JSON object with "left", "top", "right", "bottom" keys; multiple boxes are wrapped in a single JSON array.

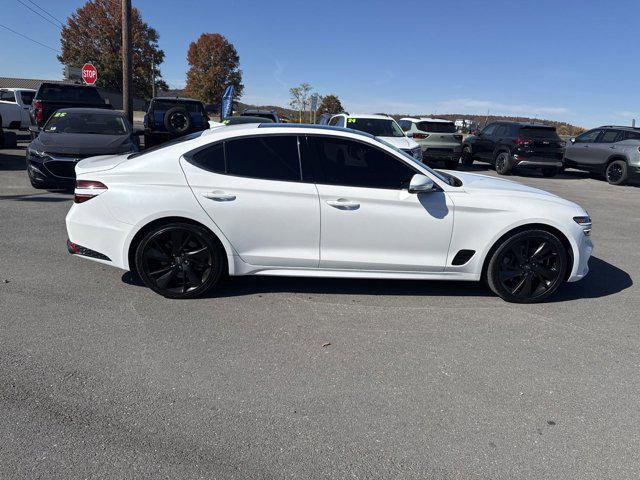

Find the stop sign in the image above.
[{"left": 81, "top": 63, "right": 98, "bottom": 85}]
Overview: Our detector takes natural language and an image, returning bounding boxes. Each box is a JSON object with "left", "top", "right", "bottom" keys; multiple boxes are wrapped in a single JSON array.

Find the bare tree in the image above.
[{"left": 289, "top": 83, "right": 313, "bottom": 123}]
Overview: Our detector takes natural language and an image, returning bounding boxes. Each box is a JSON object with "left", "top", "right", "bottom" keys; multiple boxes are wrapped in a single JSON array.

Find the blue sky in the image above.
[{"left": 1, "top": 0, "right": 638, "bottom": 127}]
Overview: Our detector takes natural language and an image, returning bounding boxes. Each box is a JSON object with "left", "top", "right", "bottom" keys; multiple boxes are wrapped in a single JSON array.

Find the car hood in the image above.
[
  {"left": 377, "top": 136, "right": 418, "bottom": 150},
  {"left": 32, "top": 132, "right": 135, "bottom": 156},
  {"left": 446, "top": 170, "right": 580, "bottom": 208}
]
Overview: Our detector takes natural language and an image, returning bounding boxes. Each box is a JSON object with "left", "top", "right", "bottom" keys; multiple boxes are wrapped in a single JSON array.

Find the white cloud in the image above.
[{"left": 435, "top": 98, "right": 569, "bottom": 116}]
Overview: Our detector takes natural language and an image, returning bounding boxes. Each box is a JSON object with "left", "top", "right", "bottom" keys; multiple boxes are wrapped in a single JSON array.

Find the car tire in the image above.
[
  {"left": 486, "top": 229, "right": 568, "bottom": 303},
  {"left": 461, "top": 147, "right": 474, "bottom": 167},
  {"left": 135, "top": 223, "right": 224, "bottom": 299},
  {"left": 541, "top": 167, "right": 558, "bottom": 178},
  {"left": 605, "top": 160, "right": 629, "bottom": 186},
  {"left": 444, "top": 159, "right": 459, "bottom": 170},
  {"left": 494, "top": 152, "right": 513, "bottom": 175},
  {"left": 164, "top": 107, "right": 192, "bottom": 135}
]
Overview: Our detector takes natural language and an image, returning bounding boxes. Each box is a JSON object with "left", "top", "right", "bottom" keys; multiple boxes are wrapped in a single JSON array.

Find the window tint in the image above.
[
  {"left": 417, "top": 121, "right": 456, "bottom": 133},
  {"left": 20, "top": 91, "right": 35, "bottom": 105},
  {"left": 308, "top": 136, "right": 417, "bottom": 189},
  {"left": 0, "top": 90, "right": 16, "bottom": 102},
  {"left": 38, "top": 85, "right": 103, "bottom": 103},
  {"left": 625, "top": 130, "right": 640, "bottom": 141},
  {"left": 596, "top": 130, "right": 622, "bottom": 143},
  {"left": 328, "top": 116, "right": 340, "bottom": 126},
  {"left": 494, "top": 125, "right": 509, "bottom": 137},
  {"left": 225, "top": 136, "right": 301, "bottom": 181},
  {"left": 190, "top": 143, "right": 225, "bottom": 173},
  {"left": 346, "top": 118, "right": 404, "bottom": 137},
  {"left": 519, "top": 126, "right": 559, "bottom": 139},
  {"left": 398, "top": 120, "right": 412, "bottom": 132},
  {"left": 575, "top": 129, "right": 602, "bottom": 143},
  {"left": 481, "top": 124, "right": 497, "bottom": 135},
  {"left": 44, "top": 112, "right": 129, "bottom": 135},
  {"left": 151, "top": 100, "right": 204, "bottom": 114}
]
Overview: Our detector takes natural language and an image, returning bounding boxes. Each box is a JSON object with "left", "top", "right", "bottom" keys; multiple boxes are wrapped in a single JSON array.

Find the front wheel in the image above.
[
  {"left": 494, "top": 152, "right": 513, "bottom": 175},
  {"left": 605, "top": 160, "right": 629, "bottom": 186},
  {"left": 486, "top": 229, "right": 568, "bottom": 303},
  {"left": 135, "top": 223, "right": 224, "bottom": 299}
]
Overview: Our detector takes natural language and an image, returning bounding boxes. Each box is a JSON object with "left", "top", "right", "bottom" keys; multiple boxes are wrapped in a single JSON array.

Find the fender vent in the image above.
[{"left": 452, "top": 249, "right": 475, "bottom": 266}]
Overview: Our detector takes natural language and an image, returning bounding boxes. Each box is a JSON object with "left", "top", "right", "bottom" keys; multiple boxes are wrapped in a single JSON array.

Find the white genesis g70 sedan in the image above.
[{"left": 66, "top": 124, "right": 593, "bottom": 303}]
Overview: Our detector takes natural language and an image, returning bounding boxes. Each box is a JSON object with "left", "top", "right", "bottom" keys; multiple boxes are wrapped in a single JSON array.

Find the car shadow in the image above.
[
  {"left": 0, "top": 151, "right": 27, "bottom": 171},
  {"left": 0, "top": 192, "right": 72, "bottom": 202},
  {"left": 121, "top": 256, "right": 630, "bottom": 302}
]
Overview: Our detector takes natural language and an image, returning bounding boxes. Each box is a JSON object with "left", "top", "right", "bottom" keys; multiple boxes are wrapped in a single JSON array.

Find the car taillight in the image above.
[
  {"left": 34, "top": 100, "right": 42, "bottom": 123},
  {"left": 413, "top": 133, "right": 430, "bottom": 139},
  {"left": 513, "top": 138, "right": 533, "bottom": 146},
  {"left": 74, "top": 180, "right": 108, "bottom": 203}
]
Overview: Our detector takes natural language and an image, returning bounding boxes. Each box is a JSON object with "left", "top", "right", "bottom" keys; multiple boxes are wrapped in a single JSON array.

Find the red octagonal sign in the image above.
[{"left": 81, "top": 63, "right": 98, "bottom": 85}]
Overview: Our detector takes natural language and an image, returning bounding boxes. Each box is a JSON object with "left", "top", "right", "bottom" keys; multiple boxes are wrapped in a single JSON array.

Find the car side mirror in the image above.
[
  {"left": 29, "top": 125, "right": 41, "bottom": 136},
  {"left": 408, "top": 174, "right": 435, "bottom": 193},
  {"left": 570, "top": 137, "right": 576, "bottom": 143}
]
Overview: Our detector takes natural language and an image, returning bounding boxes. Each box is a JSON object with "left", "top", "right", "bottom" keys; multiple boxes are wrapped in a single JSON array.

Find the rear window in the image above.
[
  {"left": 346, "top": 118, "right": 404, "bottom": 137},
  {"left": 20, "top": 91, "right": 35, "bottom": 105},
  {"left": 128, "top": 131, "right": 204, "bottom": 159},
  {"left": 518, "top": 126, "right": 559, "bottom": 139},
  {"left": 417, "top": 121, "right": 456, "bottom": 133},
  {"left": 38, "top": 85, "right": 103, "bottom": 103},
  {"left": 151, "top": 100, "right": 204, "bottom": 113},
  {"left": 242, "top": 112, "right": 277, "bottom": 121}
]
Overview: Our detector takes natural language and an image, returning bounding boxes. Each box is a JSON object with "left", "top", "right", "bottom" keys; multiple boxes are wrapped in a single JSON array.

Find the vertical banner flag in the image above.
[{"left": 221, "top": 85, "right": 234, "bottom": 119}]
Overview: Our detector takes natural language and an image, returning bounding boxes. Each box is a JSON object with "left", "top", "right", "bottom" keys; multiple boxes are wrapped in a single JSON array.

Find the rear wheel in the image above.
[
  {"left": 486, "top": 229, "right": 568, "bottom": 303},
  {"left": 605, "top": 160, "right": 629, "bottom": 185},
  {"left": 461, "top": 146, "right": 474, "bottom": 167},
  {"left": 135, "top": 223, "right": 224, "bottom": 299},
  {"left": 494, "top": 152, "right": 513, "bottom": 175}
]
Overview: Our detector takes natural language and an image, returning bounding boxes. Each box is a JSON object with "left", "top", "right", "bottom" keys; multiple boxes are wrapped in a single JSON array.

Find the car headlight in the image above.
[
  {"left": 27, "top": 147, "right": 48, "bottom": 159},
  {"left": 573, "top": 215, "right": 592, "bottom": 236}
]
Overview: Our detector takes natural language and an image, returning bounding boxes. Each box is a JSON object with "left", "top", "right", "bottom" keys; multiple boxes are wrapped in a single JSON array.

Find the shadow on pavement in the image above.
[
  {"left": 0, "top": 193, "right": 72, "bottom": 202},
  {"left": 0, "top": 151, "right": 27, "bottom": 171},
  {"left": 122, "top": 257, "right": 630, "bottom": 302}
]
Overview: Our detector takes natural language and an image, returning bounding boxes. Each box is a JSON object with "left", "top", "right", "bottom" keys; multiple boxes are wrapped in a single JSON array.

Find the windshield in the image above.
[
  {"left": 375, "top": 137, "right": 454, "bottom": 185},
  {"left": 43, "top": 111, "right": 129, "bottom": 135},
  {"left": 347, "top": 118, "right": 405, "bottom": 137},
  {"left": 417, "top": 121, "right": 456, "bottom": 133},
  {"left": 519, "top": 126, "right": 559, "bottom": 139},
  {"left": 39, "top": 85, "right": 103, "bottom": 103},
  {"left": 128, "top": 131, "right": 204, "bottom": 159}
]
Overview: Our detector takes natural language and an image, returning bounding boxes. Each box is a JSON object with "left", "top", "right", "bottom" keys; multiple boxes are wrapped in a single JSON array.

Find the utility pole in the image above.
[
  {"left": 151, "top": 60, "right": 155, "bottom": 98},
  {"left": 122, "top": 0, "right": 133, "bottom": 123}
]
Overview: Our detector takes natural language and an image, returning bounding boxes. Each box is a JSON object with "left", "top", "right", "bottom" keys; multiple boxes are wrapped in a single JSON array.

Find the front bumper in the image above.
[
  {"left": 568, "top": 233, "right": 593, "bottom": 282},
  {"left": 27, "top": 158, "right": 76, "bottom": 187}
]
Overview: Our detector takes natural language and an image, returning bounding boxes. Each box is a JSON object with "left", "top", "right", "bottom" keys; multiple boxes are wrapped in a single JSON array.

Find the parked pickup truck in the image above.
[
  {"left": 30, "top": 83, "right": 112, "bottom": 137},
  {"left": 0, "top": 88, "right": 36, "bottom": 129}
]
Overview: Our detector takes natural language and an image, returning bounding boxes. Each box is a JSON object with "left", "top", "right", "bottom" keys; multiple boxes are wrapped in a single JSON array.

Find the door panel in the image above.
[
  {"left": 180, "top": 136, "right": 320, "bottom": 267},
  {"left": 317, "top": 185, "right": 453, "bottom": 271}
]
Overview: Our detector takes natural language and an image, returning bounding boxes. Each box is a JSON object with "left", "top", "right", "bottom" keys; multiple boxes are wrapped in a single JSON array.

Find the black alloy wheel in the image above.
[
  {"left": 605, "top": 160, "right": 628, "bottom": 186},
  {"left": 494, "top": 152, "right": 513, "bottom": 175},
  {"left": 135, "top": 223, "right": 224, "bottom": 299},
  {"left": 486, "top": 229, "right": 567, "bottom": 303}
]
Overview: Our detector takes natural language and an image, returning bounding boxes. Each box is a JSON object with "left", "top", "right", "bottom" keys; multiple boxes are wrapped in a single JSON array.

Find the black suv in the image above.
[
  {"left": 461, "top": 122, "right": 565, "bottom": 176},
  {"left": 143, "top": 97, "right": 209, "bottom": 147}
]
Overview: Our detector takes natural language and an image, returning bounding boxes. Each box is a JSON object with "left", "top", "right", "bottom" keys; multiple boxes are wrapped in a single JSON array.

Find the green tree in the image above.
[
  {"left": 316, "top": 94, "right": 343, "bottom": 116},
  {"left": 58, "top": 0, "right": 167, "bottom": 99},
  {"left": 289, "top": 83, "right": 313, "bottom": 122},
  {"left": 184, "top": 33, "right": 244, "bottom": 104}
]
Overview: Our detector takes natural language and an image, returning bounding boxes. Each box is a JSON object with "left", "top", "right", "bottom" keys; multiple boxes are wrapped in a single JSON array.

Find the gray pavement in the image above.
[{"left": 1, "top": 134, "right": 639, "bottom": 479}]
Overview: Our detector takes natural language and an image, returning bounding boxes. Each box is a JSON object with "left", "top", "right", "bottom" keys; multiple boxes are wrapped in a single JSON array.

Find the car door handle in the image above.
[
  {"left": 326, "top": 199, "right": 360, "bottom": 210},
  {"left": 202, "top": 191, "right": 236, "bottom": 201}
]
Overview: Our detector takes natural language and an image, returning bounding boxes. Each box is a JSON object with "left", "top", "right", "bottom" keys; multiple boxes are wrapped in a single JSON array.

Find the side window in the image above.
[
  {"left": 0, "top": 90, "right": 16, "bottom": 102},
  {"left": 494, "top": 125, "right": 508, "bottom": 137},
  {"left": 575, "top": 129, "right": 602, "bottom": 143},
  {"left": 625, "top": 130, "right": 640, "bottom": 141},
  {"left": 225, "top": 135, "right": 301, "bottom": 181},
  {"left": 189, "top": 142, "right": 225, "bottom": 173},
  {"left": 328, "top": 116, "right": 340, "bottom": 126},
  {"left": 307, "top": 136, "right": 417, "bottom": 190},
  {"left": 398, "top": 120, "right": 412, "bottom": 132},
  {"left": 481, "top": 124, "right": 497, "bottom": 136},
  {"left": 596, "top": 130, "right": 622, "bottom": 143}
]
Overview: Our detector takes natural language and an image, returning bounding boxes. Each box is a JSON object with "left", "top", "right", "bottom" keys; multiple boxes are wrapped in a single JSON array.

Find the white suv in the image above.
[
  {"left": 398, "top": 117, "right": 462, "bottom": 169},
  {"left": 0, "top": 88, "right": 36, "bottom": 129},
  {"left": 328, "top": 113, "right": 422, "bottom": 160}
]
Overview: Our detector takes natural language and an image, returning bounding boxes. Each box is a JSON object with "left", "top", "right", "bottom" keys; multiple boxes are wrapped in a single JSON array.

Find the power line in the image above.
[
  {"left": 16, "top": 0, "right": 62, "bottom": 29},
  {"left": 0, "top": 23, "right": 60, "bottom": 53},
  {"left": 22, "top": 0, "right": 65, "bottom": 26}
]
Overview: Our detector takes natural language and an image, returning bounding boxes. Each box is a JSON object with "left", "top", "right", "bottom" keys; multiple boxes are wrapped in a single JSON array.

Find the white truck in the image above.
[{"left": 0, "top": 88, "right": 36, "bottom": 129}]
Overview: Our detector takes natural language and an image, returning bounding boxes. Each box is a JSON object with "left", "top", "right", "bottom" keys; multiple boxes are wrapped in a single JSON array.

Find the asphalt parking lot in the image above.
[{"left": 1, "top": 134, "right": 639, "bottom": 479}]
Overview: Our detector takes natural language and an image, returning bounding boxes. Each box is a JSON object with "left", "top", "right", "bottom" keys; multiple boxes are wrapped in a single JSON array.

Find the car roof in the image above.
[
  {"left": 400, "top": 117, "right": 453, "bottom": 123},
  {"left": 491, "top": 121, "right": 553, "bottom": 127},
  {"left": 334, "top": 113, "right": 393, "bottom": 120},
  {"left": 597, "top": 125, "right": 640, "bottom": 131},
  {"left": 243, "top": 109, "right": 276, "bottom": 114}
]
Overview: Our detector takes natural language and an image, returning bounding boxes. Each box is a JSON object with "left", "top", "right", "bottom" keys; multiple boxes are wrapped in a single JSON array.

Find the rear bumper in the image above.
[{"left": 513, "top": 154, "right": 563, "bottom": 168}]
